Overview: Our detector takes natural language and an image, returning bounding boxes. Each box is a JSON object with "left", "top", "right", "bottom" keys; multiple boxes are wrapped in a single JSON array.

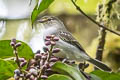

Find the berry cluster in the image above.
[
  {"left": 10, "top": 35, "right": 63, "bottom": 80},
  {"left": 10, "top": 35, "right": 89, "bottom": 80}
]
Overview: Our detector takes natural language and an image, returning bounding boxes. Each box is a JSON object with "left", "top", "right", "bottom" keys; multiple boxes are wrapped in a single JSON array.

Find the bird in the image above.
[{"left": 32, "top": 16, "right": 111, "bottom": 72}]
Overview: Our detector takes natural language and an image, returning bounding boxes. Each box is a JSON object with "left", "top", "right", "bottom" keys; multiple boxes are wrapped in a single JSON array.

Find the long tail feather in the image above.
[{"left": 87, "top": 58, "right": 111, "bottom": 72}]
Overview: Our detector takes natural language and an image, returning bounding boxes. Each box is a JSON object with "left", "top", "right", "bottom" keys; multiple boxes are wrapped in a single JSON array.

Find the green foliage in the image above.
[
  {"left": 31, "top": 0, "right": 54, "bottom": 25},
  {"left": 47, "top": 74, "right": 73, "bottom": 80},
  {"left": 0, "top": 40, "right": 119, "bottom": 80},
  {"left": 91, "top": 70, "right": 120, "bottom": 80},
  {"left": 0, "top": 40, "right": 34, "bottom": 59},
  {"left": 49, "top": 0, "right": 101, "bottom": 14},
  {"left": 51, "top": 61, "right": 86, "bottom": 80},
  {"left": 90, "top": 74, "right": 101, "bottom": 80},
  {"left": 0, "top": 58, "right": 16, "bottom": 80}
]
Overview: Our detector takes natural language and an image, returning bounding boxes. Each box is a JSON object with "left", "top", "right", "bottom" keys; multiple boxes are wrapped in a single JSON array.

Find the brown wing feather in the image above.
[{"left": 58, "top": 31, "right": 86, "bottom": 53}]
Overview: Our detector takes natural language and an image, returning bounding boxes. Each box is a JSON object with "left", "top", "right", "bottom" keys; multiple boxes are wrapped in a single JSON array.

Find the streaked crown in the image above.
[{"left": 37, "top": 16, "right": 59, "bottom": 23}]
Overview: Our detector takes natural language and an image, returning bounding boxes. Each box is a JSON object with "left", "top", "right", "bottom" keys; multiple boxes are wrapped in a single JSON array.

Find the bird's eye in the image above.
[{"left": 47, "top": 18, "right": 52, "bottom": 21}]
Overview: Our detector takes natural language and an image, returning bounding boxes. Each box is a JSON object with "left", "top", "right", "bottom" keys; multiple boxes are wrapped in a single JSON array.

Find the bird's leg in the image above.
[
  {"left": 79, "top": 61, "right": 89, "bottom": 71},
  {"left": 80, "top": 70, "right": 91, "bottom": 80}
]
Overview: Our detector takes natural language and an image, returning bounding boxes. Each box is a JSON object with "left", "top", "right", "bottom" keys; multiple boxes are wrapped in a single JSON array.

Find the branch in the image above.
[
  {"left": 71, "top": 0, "right": 120, "bottom": 36},
  {"left": 95, "top": 29, "right": 107, "bottom": 70}
]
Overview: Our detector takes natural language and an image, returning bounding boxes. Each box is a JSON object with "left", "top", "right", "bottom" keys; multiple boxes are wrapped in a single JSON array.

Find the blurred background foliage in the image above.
[
  {"left": 0, "top": 0, "right": 120, "bottom": 72},
  {"left": 48, "top": 0, "right": 102, "bottom": 14}
]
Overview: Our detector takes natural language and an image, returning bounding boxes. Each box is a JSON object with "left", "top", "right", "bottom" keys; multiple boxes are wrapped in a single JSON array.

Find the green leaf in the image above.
[
  {"left": 0, "top": 40, "right": 34, "bottom": 59},
  {"left": 0, "top": 58, "right": 16, "bottom": 80},
  {"left": 31, "top": 0, "right": 54, "bottom": 25},
  {"left": 91, "top": 70, "right": 120, "bottom": 80},
  {"left": 51, "top": 61, "right": 86, "bottom": 80},
  {"left": 47, "top": 74, "right": 73, "bottom": 80},
  {"left": 90, "top": 74, "right": 101, "bottom": 80}
]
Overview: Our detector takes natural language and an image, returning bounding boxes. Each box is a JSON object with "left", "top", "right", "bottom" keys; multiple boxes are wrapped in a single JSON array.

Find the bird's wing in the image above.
[{"left": 58, "top": 30, "right": 87, "bottom": 54}]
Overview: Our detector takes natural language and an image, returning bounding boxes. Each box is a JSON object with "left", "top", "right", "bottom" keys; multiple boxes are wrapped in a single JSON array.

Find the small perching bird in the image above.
[{"left": 33, "top": 16, "right": 111, "bottom": 72}]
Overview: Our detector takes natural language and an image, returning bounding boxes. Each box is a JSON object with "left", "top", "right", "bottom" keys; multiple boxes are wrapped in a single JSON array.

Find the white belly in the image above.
[{"left": 55, "top": 39, "right": 90, "bottom": 61}]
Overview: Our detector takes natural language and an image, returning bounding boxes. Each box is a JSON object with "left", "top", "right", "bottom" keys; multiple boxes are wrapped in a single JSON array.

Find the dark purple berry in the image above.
[
  {"left": 14, "top": 69, "right": 20, "bottom": 76},
  {"left": 46, "top": 68, "right": 52, "bottom": 72},
  {"left": 19, "top": 58, "right": 25, "bottom": 62},
  {"left": 45, "top": 41, "right": 51, "bottom": 46},
  {"left": 11, "top": 38, "right": 16, "bottom": 43},
  {"left": 10, "top": 42, "right": 15, "bottom": 46},
  {"left": 41, "top": 53, "right": 44, "bottom": 55},
  {"left": 41, "top": 75, "right": 48, "bottom": 79},
  {"left": 50, "top": 57, "right": 59, "bottom": 62},
  {"left": 29, "top": 59, "right": 36, "bottom": 66},
  {"left": 41, "top": 55, "right": 47, "bottom": 59},
  {"left": 53, "top": 37, "right": 59, "bottom": 41},
  {"left": 26, "top": 73, "right": 32, "bottom": 79},
  {"left": 15, "top": 42, "right": 21, "bottom": 47},
  {"left": 34, "top": 54, "right": 41, "bottom": 59},
  {"left": 29, "top": 68, "right": 38, "bottom": 76},
  {"left": 14, "top": 74, "right": 19, "bottom": 80},
  {"left": 46, "top": 35, "right": 52, "bottom": 38},
  {"left": 20, "top": 61, "right": 27, "bottom": 67},
  {"left": 52, "top": 48, "right": 60, "bottom": 53},
  {"left": 36, "top": 50, "right": 40, "bottom": 54},
  {"left": 45, "top": 38, "right": 51, "bottom": 41}
]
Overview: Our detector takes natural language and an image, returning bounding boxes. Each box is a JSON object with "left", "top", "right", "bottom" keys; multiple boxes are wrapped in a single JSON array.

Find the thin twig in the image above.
[
  {"left": 38, "top": 44, "right": 54, "bottom": 79},
  {"left": 38, "top": 67, "right": 44, "bottom": 79},
  {"left": 71, "top": 0, "right": 120, "bottom": 36},
  {"left": 46, "top": 45, "right": 54, "bottom": 62},
  {"left": 14, "top": 47, "right": 21, "bottom": 72},
  {"left": 14, "top": 47, "right": 25, "bottom": 80}
]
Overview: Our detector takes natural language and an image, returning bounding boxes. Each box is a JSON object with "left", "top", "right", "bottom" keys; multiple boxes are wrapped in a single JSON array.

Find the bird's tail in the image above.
[{"left": 87, "top": 58, "right": 111, "bottom": 72}]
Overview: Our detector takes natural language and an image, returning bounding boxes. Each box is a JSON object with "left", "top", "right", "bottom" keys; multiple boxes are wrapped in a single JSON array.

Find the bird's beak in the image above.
[{"left": 37, "top": 18, "right": 48, "bottom": 23}]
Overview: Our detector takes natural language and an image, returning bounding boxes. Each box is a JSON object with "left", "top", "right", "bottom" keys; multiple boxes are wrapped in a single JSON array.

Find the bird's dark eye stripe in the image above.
[
  {"left": 47, "top": 18, "right": 55, "bottom": 21},
  {"left": 48, "top": 18, "right": 52, "bottom": 21}
]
